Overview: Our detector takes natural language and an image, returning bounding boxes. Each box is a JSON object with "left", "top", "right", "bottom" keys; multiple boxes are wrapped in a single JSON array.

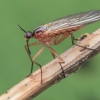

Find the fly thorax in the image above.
[{"left": 33, "top": 26, "right": 48, "bottom": 41}]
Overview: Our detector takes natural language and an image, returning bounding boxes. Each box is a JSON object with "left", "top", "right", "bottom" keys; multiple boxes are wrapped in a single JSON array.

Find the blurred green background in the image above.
[{"left": 0, "top": 0, "right": 100, "bottom": 100}]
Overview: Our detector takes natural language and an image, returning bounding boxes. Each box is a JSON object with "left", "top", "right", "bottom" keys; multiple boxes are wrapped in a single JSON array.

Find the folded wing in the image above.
[{"left": 47, "top": 10, "right": 100, "bottom": 32}]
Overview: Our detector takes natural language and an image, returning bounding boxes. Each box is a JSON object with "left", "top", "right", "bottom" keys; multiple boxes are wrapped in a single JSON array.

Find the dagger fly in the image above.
[{"left": 19, "top": 10, "right": 100, "bottom": 84}]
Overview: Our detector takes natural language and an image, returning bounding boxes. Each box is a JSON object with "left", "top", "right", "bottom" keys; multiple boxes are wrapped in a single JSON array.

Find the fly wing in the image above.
[{"left": 46, "top": 10, "right": 100, "bottom": 33}]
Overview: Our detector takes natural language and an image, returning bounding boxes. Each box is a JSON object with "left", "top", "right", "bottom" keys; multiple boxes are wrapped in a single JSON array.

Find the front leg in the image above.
[
  {"left": 25, "top": 42, "right": 41, "bottom": 76},
  {"left": 25, "top": 42, "right": 41, "bottom": 55},
  {"left": 25, "top": 42, "right": 45, "bottom": 84}
]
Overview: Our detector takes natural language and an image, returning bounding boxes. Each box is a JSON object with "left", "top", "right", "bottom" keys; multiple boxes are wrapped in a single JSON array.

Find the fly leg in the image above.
[
  {"left": 51, "top": 52, "right": 56, "bottom": 59},
  {"left": 51, "top": 34, "right": 69, "bottom": 58},
  {"left": 25, "top": 42, "right": 45, "bottom": 84},
  {"left": 50, "top": 34, "right": 70, "bottom": 77},
  {"left": 54, "top": 34, "right": 70, "bottom": 45},
  {"left": 49, "top": 46, "right": 66, "bottom": 78},
  {"left": 70, "top": 33, "right": 95, "bottom": 50}
]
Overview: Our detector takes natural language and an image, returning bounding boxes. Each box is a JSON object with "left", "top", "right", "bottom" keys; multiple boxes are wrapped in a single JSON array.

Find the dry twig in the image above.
[{"left": 0, "top": 29, "right": 100, "bottom": 100}]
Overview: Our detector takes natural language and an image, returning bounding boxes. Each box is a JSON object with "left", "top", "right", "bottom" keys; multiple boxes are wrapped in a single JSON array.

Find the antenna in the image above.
[{"left": 18, "top": 24, "right": 27, "bottom": 33}]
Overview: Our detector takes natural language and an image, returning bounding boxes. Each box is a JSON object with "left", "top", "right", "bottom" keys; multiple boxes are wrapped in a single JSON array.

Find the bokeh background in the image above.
[{"left": 0, "top": 0, "right": 100, "bottom": 100}]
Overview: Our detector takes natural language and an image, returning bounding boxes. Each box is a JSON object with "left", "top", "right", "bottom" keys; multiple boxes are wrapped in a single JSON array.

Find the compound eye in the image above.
[{"left": 25, "top": 32, "right": 32, "bottom": 39}]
